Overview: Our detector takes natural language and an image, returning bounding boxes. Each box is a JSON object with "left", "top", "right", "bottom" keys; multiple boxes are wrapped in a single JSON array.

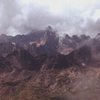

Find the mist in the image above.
[{"left": 0, "top": 0, "right": 100, "bottom": 36}]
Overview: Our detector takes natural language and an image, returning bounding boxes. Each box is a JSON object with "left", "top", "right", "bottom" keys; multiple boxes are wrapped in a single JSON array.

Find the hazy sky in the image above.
[{"left": 0, "top": 0, "right": 100, "bottom": 36}]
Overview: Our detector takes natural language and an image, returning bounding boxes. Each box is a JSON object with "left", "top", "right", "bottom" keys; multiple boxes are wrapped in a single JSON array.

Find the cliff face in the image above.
[{"left": 0, "top": 28, "right": 100, "bottom": 100}]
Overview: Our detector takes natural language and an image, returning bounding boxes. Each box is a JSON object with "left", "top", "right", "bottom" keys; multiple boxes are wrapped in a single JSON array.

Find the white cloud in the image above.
[{"left": 0, "top": 0, "right": 100, "bottom": 36}]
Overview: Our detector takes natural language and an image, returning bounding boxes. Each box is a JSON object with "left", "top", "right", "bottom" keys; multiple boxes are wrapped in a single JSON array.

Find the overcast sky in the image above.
[{"left": 0, "top": 0, "right": 100, "bottom": 36}]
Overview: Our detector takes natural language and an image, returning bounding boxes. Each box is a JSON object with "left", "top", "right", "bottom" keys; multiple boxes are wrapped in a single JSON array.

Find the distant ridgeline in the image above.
[{"left": 0, "top": 27, "right": 100, "bottom": 71}]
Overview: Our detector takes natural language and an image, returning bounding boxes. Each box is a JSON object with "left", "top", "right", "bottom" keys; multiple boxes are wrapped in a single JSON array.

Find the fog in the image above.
[{"left": 0, "top": 0, "right": 100, "bottom": 36}]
